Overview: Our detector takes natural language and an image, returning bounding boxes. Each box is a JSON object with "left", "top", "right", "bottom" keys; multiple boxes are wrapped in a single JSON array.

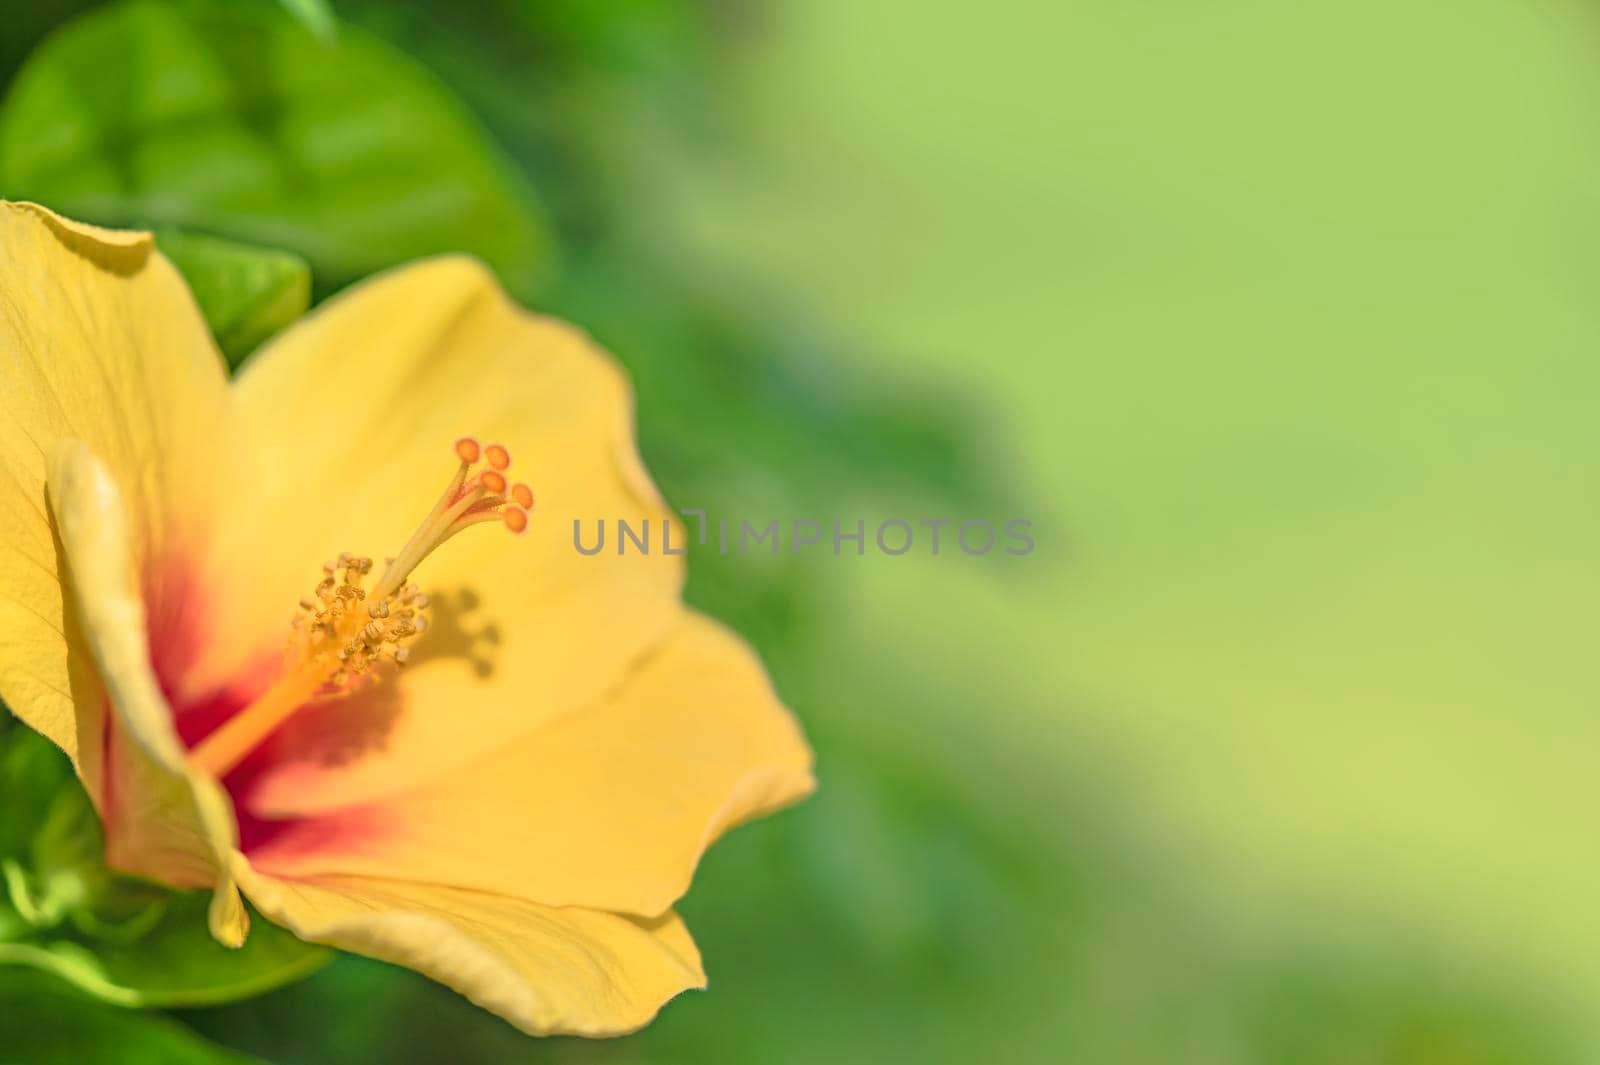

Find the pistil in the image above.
[{"left": 188, "top": 439, "right": 533, "bottom": 778}]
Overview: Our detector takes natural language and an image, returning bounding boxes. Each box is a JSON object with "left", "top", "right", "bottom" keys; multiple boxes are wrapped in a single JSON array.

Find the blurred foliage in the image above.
[
  {"left": 273, "top": 0, "right": 334, "bottom": 41},
  {"left": 0, "top": 0, "right": 96, "bottom": 84},
  {"left": 0, "top": 0, "right": 552, "bottom": 300},
  {"left": 0, "top": 970, "right": 260, "bottom": 1065},
  {"left": 1237, "top": 961, "right": 1579, "bottom": 1065},
  {"left": 0, "top": 717, "right": 330, "bottom": 1015}
]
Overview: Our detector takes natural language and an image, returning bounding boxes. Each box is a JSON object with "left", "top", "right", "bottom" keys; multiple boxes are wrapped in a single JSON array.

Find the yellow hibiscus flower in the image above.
[{"left": 0, "top": 202, "right": 815, "bottom": 1036}]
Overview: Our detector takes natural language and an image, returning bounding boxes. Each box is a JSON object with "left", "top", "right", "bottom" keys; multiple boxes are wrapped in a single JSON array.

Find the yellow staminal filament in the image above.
[{"left": 190, "top": 438, "right": 534, "bottom": 778}]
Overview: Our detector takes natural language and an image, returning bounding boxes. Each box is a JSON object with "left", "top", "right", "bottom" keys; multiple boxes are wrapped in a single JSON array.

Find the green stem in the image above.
[{"left": 0, "top": 941, "right": 141, "bottom": 1007}]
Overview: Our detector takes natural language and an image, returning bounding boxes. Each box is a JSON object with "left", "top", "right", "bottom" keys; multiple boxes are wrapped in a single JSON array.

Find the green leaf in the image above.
[
  {"left": 0, "top": 895, "right": 331, "bottom": 1008},
  {"left": 0, "top": 725, "right": 331, "bottom": 1008},
  {"left": 156, "top": 228, "right": 310, "bottom": 368},
  {"left": 0, "top": 0, "right": 553, "bottom": 300},
  {"left": 0, "top": 969, "right": 263, "bottom": 1065}
]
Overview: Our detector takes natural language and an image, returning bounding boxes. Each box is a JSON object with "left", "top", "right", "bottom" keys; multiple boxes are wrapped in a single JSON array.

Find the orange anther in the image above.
[
  {"left": 484, "top": 444, "right": 511, "bottom": 470},
  {"left": 503, "top": 507, "right": 528, "bottom": 534},
  {"left": 479, "top": 470, "right": 507, "bottom": 495},
  {"left": 510, "top": 483, "right": 534, "bottom": 509},
  {"left": 455, "top": 437, "right": 481, "bottom": 464}
]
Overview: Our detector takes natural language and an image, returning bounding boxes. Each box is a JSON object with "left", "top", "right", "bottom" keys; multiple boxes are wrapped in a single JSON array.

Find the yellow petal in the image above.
[
  {"left": 232, "top": 859, "right": 704, "bottom": 1037},
  {"left": 46, "top": 441, "right": 246, "bottom": 946},
  {"left": 245, "top": 614, "right": 815, "bottom": 916},
  {"left": 0, "top": 201, "right": 227, "bottom": 784},
  {"left": 208, "top": 256, "right": 683, "bottom": 813}
]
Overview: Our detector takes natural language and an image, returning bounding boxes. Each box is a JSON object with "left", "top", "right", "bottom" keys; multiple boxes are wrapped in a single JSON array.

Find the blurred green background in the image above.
[{"left": 4, "top": 0, "right": 1600, "bottom": 1061}]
